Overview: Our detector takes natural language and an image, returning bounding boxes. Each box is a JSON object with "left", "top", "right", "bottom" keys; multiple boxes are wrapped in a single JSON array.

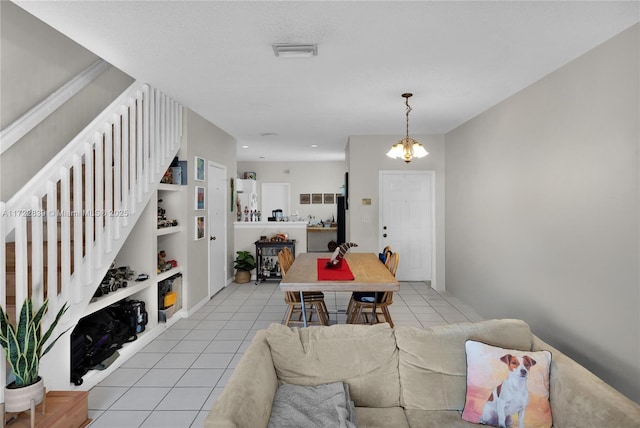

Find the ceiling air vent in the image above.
[{"left": 272, "top": 44, "right": 317, "bottom": 58}]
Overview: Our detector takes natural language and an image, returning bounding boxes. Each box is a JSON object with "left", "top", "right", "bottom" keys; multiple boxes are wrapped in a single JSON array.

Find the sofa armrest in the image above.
[
  {"left": 205, "top": 330, "right": 278, "bottom": 428},
  {"left": 532, "top": 335, "right": 640, "bottom": 427}
]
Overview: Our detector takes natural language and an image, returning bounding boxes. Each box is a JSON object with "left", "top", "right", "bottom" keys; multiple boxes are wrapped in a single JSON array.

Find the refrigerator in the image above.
[
  {"left": 235, "top": 179, "right": 258, "bottom": 221},
  {"left": 337, "top": 196, "right": 346, "bottom": 244}
]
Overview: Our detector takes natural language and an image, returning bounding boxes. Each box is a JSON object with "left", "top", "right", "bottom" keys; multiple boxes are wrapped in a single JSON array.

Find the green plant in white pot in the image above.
[
  {"left": 0, "top": 298, "right": 69, "bottom": 413},
  {"left": 234, "top": 250, "right": 256, "bottom": 284}
]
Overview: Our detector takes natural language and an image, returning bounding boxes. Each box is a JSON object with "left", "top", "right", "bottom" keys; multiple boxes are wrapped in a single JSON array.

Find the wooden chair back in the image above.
[
  {"left": 385, "top": 251, "right": 399, "bottom": 277},
  {"left": 282, "top": 246, "right": 295, "bottom": 265},
  {"left": 278, "top": 250, "right": 291, "bottom": 277}
]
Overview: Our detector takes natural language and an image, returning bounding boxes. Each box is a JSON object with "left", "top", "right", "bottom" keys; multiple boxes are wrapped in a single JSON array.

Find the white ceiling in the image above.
[{"left": 14, "top": 1, "right": 640, "bottom": 162}]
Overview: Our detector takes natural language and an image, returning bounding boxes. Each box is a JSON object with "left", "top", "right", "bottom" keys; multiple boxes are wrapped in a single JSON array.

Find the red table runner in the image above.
[{"left": 317, "top": 258, "right": 355, "bottom": 281}]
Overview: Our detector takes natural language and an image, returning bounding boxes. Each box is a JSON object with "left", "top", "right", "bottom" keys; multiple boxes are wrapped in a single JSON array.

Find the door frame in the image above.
[
  {"left": 207, "top": 161, "right": 227, "bottom": 298},
  {"left": 378, "top": 170, "right": 436, "bottom": 287}
]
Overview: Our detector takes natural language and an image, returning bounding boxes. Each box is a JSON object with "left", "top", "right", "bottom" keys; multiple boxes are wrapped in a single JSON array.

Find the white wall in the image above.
[
  {"left": 183, "top": 109, "right": 237, "bottom": 308},
  {"left": 346, "top": 135, "right": 446, "bottom": 289},
  {"left": 237, "top": 161, "right": 345, "bottom": 223},
  {"left": 0, "top": 1, "right": 134, "bottom": 201},
  {"left": 445, "top": 24, "right": 639, "bottom": 402}
]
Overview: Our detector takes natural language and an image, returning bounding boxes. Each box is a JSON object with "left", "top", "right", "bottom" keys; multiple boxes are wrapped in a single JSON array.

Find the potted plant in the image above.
[
  {"left": 0, "top": 298, "right": 69, "bottom": 413},
  {"left": 234, "top": 250, "right": 256, "bottom": 284}
]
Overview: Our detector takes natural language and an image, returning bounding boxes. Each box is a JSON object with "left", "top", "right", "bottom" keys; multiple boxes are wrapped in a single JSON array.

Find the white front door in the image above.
[
  {"left": 208, "top": 162, "right": 227, "bottom": 297},
  {"left": 379, "top": 170, "right": 434, "bottom": 282}
]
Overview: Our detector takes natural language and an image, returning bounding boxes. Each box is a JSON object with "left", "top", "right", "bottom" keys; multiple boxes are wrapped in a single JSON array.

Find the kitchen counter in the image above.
[
  {"left": 234, "top": 221, "right": 308, "bottom": 228},
  {"left": 307, "top": 226, "right": 337, "bottom": 232}
]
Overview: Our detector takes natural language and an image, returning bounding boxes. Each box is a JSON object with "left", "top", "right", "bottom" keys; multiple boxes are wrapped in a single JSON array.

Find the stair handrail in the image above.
[{"left": 0, "top": 59, "right": 110, "bottom": 155}]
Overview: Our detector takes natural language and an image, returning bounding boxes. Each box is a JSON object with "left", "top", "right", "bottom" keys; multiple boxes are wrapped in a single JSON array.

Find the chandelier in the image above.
[{"left": 386, "top": 93, "right": 428, "bottom": 163}]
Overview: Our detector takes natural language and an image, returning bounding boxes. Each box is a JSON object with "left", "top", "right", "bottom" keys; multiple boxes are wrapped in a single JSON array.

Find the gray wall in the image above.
[
  {"left": 0, "top": 1, "right": 133, "bottom": 201},
  {"left": 183, "top": 109, "right": 237, "bottom": 309},
  {"left": 346, "top": 135, "right": 446, "bottom": 290},
  {"left": 445, "top": 24, "right": 639, "bottom": 402}
]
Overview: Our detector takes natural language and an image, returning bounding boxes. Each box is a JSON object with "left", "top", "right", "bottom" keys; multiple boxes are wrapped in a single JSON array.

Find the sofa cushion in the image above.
[
  {"left": 268, "top": 382, "right": 357, "bottom": 428},
  {"left": 395, "top": 319, "right": 533, "bottom": 411},
  {"left": 404, "top": 409, "right": 477, "bottom": 427},
  {"left": 462, "top": 340, "right": 552, "bottom": 428},
  {"left": 265, "top": 323, "right": 400, "bottom": 407},
  {"left": 354, "top": 407, "right": 410, "bottom": 428}
]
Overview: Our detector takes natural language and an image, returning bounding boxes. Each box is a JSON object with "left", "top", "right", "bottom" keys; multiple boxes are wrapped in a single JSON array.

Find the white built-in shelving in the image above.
[{"left": 73, "top": 167, "right": 188, "bottom": 391}]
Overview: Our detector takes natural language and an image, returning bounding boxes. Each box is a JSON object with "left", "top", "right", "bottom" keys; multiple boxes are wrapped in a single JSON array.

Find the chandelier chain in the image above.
[{"left": 405, "top": 98, "right": 412, "bottom": 138}]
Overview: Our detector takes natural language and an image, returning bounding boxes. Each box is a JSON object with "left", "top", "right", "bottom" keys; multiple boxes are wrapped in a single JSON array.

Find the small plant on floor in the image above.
[
  {"left": 0, "top": 298, "right": 69, "bottom": 388},
  {"left": 234, "top": 250, "right": 256, "bottom": 284},
  {"left": 0, "top": 298, "right": 69, "bottom": 413}
]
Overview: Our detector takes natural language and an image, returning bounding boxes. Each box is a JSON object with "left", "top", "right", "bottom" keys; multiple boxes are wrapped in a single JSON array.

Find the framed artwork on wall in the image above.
[
  {"left": 312, "top": 193, "right": 323, "bottom": 204},
  {"left": 195, "top": 216, "right": 205, "bottom": 240},
  {"left": 195, "top": 156, "right": 205, "bottom": 181},
  {"left": 195, "top": 186, "right": 205, "bottom": 210},
  {"left": 300, "top": 193, "right": 310, "bottom": 204},
  {"left": 323, "top": 193, "right": 335, "bottom": 204}
]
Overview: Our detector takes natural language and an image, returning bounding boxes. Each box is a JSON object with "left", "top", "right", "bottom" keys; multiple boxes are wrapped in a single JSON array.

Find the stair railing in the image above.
[{"left": 0, "top": 81, "right": 182, "bottom": 397}]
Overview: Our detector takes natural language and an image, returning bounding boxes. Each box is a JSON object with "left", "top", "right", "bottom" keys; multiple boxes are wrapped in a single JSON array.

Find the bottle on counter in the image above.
[{"left": 244, "top": 206, "right": 249, "bottom": 222}]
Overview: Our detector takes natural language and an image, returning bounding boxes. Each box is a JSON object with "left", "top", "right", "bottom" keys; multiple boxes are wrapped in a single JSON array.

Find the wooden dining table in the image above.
[{"left": 279, "top": 252, "right": 399, "bottom": 327}]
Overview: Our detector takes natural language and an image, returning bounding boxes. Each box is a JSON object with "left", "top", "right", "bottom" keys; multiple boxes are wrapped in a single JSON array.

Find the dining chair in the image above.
[
  {"left": 346, "top": 246, "right": 394, "bottom": 316},
  {"left": 346, "top": 251, "right": 399, "bottom": 327},
  {"left": 282, "top": 246, "right": 294, "bottom": 265},
  {"left": 278, "top": 250, "right": 329, "bottom": 326}
]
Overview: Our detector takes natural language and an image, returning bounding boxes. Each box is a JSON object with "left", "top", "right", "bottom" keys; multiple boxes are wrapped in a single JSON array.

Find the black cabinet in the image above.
[{"left": 255, "top": 240, "right": 295, "bottom": 284}]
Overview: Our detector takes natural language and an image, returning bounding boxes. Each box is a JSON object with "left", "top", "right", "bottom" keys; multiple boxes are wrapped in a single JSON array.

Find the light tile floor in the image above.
[{"left": 87, "top": 281, "right": 482, "bottom": 427}]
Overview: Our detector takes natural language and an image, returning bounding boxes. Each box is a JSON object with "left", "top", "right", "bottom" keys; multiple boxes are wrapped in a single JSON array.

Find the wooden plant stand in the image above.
[{"left": 3, "top": 390, "right": 90, "bottom": 428}]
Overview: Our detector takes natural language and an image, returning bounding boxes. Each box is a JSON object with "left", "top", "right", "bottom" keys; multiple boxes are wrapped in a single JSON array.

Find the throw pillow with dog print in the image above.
[{"left": 462, "top": 340, "right": 552, "bottom": 428}]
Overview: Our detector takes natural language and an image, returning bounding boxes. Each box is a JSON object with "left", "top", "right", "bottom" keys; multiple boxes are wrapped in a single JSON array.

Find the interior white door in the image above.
[
  {"left": 208, "top": 162, "right": 227, "bottom": 297},
  {"left": 379, "top": 170, "right": 433, "bottom": 281}
]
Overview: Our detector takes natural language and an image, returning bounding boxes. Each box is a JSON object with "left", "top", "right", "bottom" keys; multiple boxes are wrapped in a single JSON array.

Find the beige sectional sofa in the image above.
[{"left": 205, "top": 319, "right": 640, "bottom": 427}]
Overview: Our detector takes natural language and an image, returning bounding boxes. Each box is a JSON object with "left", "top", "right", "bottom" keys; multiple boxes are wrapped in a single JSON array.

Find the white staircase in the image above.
[{"left": 0, "top": 81, "right": 182, "bottom": 397}]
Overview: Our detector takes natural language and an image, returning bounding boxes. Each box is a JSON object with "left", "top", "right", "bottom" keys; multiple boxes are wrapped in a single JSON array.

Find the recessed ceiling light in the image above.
[
  {"left": 311, "top": 144, "right": 318, "bottom": 148},
  {"left": 241, "top": 145, "right": 249, "bottom": 149},
  {"left": 272, "top": 44, "right": 318, "bottom": 58}
]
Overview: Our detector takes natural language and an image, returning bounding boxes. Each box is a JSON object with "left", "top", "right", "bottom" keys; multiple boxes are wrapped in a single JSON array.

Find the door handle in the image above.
[{"left": 210, "top": 236, "right": 216, "bottom": 240}]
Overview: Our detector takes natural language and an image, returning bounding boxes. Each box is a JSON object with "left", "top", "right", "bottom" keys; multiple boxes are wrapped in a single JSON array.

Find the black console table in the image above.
[{"left": 255, "top": 240, "right": 296, "bottom": 284}]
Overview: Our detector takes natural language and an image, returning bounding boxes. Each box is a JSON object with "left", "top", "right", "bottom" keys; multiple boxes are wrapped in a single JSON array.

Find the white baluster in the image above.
[
  {"left": 14, "top": 215, "right": 27, "bottom": 314},
  {"left": 94, "top": 133, "right": 104, "bottom": 269},
  {"left": 120, "top": 108, "right": 130, "bottom": 226},
  {"left": 113, "top": 114, "right": 122, "bottom": 240},
  {"left": 136, "top": 99, "right": 143, "bottom": 203},
  {"left": 30, "top": 195, "right": 44, "bottom": 308},
  {"left": 128, "top": 102, "right": 137, "bottom": 214},
  {"left": 72, "top": 154, "right": 83, "bottom": 303},
  {"left": 83, "top": 142, "right": 94, "bottom": 283},
  {"left": 46, "top": 180, "right": 58, "bottom": 301},
  {"left": 104, "top": 124, "right": 113, "bottom": 254},
  {"left": 59, "top": 167, "right": 71, "bottom": 304}
]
